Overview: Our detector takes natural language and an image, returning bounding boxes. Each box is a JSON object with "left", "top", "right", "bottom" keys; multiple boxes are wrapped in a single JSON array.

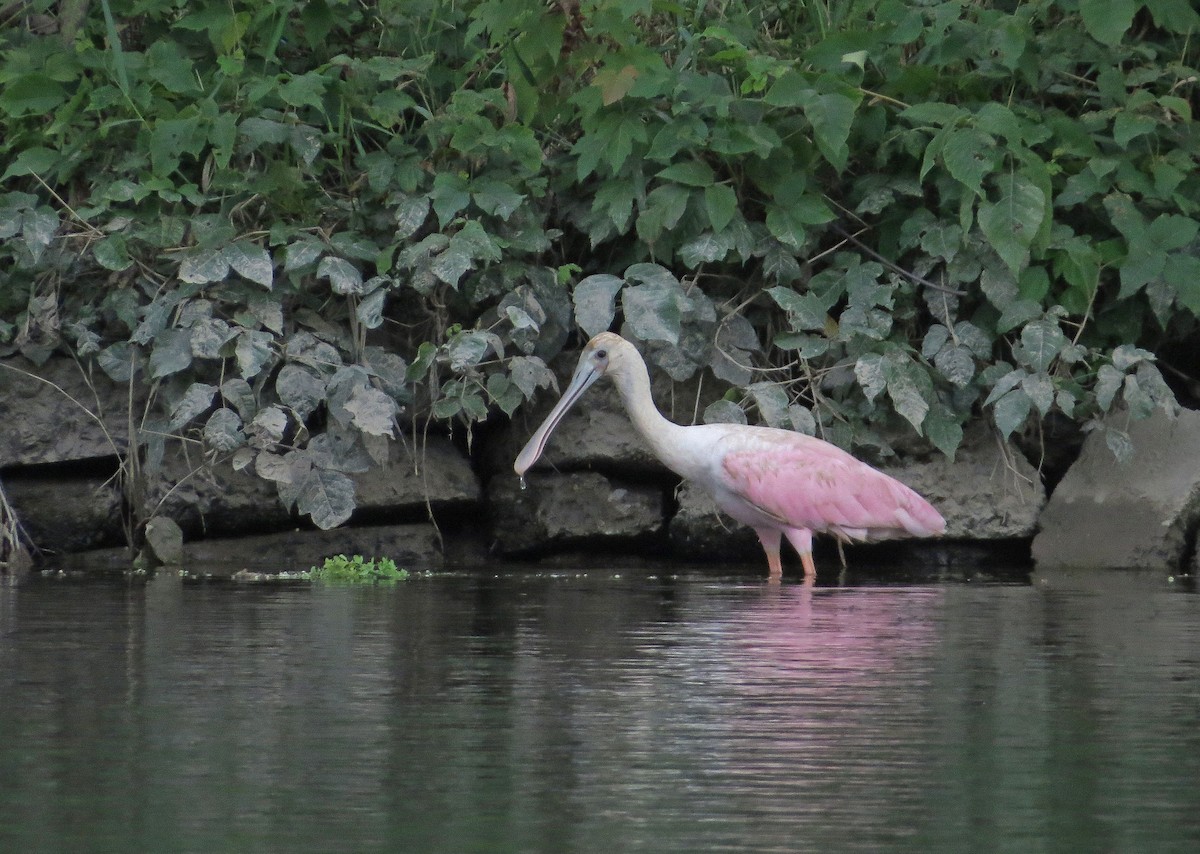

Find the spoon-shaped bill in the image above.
[{"left": 513, "top": 362, "right": 600, "bottom": 476}]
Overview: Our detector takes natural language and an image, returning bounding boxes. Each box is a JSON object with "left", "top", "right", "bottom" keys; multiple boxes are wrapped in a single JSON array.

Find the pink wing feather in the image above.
[{"left": 720, "top": 431, "right": 944, "bottom": 541}]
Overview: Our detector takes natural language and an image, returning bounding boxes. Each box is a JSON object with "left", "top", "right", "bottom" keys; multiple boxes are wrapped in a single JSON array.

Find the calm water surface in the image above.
[{"left": 1, "top": 565, "right": 1198, "bottom": 853}]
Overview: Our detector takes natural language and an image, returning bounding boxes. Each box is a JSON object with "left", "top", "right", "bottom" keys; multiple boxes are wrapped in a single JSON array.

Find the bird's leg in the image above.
[
  {"left": 783, "top": 528, "right": 817, "bottom": 582},
  {"left": 755, "top": 528, "right": 783, "bottom": 584}
]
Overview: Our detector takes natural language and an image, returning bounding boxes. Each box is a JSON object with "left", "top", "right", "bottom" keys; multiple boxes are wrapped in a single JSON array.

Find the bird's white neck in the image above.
[{"left": 611, "top": 356, "right": 693, "bottom": 477}]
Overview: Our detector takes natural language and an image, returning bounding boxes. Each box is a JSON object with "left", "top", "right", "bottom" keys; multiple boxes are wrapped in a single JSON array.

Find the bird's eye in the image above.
[{"left": 595, "top": 349, "right": 608, "bottom": 359}]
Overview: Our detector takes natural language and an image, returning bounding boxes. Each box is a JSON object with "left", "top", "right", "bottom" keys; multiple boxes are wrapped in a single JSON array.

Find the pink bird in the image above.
[{"left": 514, "top": 332, "right": 945, "bottom": 581}]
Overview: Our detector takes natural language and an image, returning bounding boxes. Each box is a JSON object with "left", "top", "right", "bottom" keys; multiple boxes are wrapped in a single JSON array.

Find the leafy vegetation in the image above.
[
  {"left": 306, "top": 553, "right": 409, "bottom": 583},
  {"left": 2, "top": 0, "right": 1197, "bottom": 545}
]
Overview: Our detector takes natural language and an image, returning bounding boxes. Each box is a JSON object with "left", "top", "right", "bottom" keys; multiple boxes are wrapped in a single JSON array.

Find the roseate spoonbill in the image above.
[{"left": 514, "top": 332, "right": 945, "bottom": 581}]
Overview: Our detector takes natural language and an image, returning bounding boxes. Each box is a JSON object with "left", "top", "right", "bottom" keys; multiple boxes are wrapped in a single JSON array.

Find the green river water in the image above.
[{"left": 1, "top": 566, "right": 1197, "bottom": 852}]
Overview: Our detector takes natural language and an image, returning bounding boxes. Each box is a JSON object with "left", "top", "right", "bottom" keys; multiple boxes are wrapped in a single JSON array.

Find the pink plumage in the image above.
[{"left": 515, "top": 332, "right": 946, "bottom": 581}]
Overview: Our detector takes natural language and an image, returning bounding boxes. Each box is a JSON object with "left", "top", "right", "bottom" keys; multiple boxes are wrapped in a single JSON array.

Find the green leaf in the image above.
[
  {"left": 447, "top": 330, "right": 492, "bottom": 371},
  {"left": 679, "top": 232, "right": 733, "bottom": 268},
  {"left": 992, "top": 389, "right": 1032, "bottom": 439},
  {"left": 747, "top": 382, "right": 790, "bottom": 428},
  {"left": 317, "top": 257, "right": 363, "bottom": 295},
  {"left": 94, "top": 235, "right": 133, "bottom": 271},
  {"left": 1095, "top": 364, "right": 1124, "bottom": 411},
  {"left": 1016, "top": 319, "right": 1067, "bottom": 372},
  {"left": 657, "top": 161, "right": 715, "bottom": 187},
  {"left": 236, "top": 330, "right": 274, "bottom": 379},
  {"left": 768, "top": 286, "right": 832, "bottom": 332},
  {"left": 393, "top": 194, "right": 430, "bottom": 239},
  {"left": 941, "top": 129, "right": 996, "bottom": 197},
  {"left": 854, "top": 353, "right": 886, "bottom": 402},
  {"left": 1165, "top": 254, "right": 1200, "bottom": 317},
  {"left": 1079, "top": 0, "right": 1137, "bottom": 46},
  {"left": 169, "top": 383, "right": 218, "bottom": 431},
  {"left": 1021, "top": 372, "right": 1055, "bottom": 416},
  {"left": 293, "top": 467, "right": 356, "bottom": 530},
  {"left": 978, "top": 172, "right": 1045, "bottom": 276},
  {"left": 703, "top": 399, "right": 747, "bottom": 425},
  {"left": 225, "top": 242, "right": 273, "bottom": 289},
  {"left": 0, "top": 74, "right": 66, "bottom": 116},
  {"left": 150, "top": 328, "right": 194, "bottom": 378},
  {"left": 924, "top": 405, "right": 963, "bottom": 459},
  {"left": 0, "top": 146, "right": 58, "bottom": 182},
  {"left": 622, "top": 278, "right": 687, "bottom": 345},
  {"left": 276, "top": 364, "right": 326, "bottom": 419},
  {"left": 179, "top": 248, "right": 231, "bottom": 284},
  {"left": 884, "top": 356, "right": 930, "bottom": 433},
  {"left": 574, "top": 274, "right": 624, "bottom": 338},
  {"left": 802, "top": 91, "right": 858, "bottom": 172},
  {"left": 934, "top": 345, "right": 975, "bottom": 387},
  {"left": 344, "top": 386, "right": 397, "bottom": 437},
  {"left": 704, "top": 184, "right": 738, "bottom": 232}
]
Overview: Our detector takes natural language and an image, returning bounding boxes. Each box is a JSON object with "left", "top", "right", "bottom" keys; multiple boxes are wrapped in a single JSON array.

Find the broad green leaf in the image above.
[
  {"left": 0, "top": 74, "right": 66, "bottom": 116},
  {"left": 168, "top": 382, "right": 217, "bottom": 430},
  {"left": 149, "top": 328, "right": 194, "bottom": 378},
  {"left": 934, "top": 344, "right": 975, "bottom": 387},
  {"left": 704, "top": 184, "right": 737, "bottom": 232},
  {"left": 1111, "top": 344, "right": 1154, "bottom": 371},
  {"left": 1079, "top": 0, "right": 1136, "bottom": 46},
  {"left": 924, "top": 404, "right": 963, "bottom": 459},
  {"left": 508, "top": 355, "right": 556, "bottom": 399},
  {"left": 657, "top": 161, "right": 715, "bottom": 187},
  {"left": 984, "top": 368, "right": 1028, "bottom": 406},
  {"left": 225, "top": 242, "right": 273, "bottom": 289},
  {"left": 1112, "top": 111, "right": 1158, "bottom": 148},
  {"left": 190, "top": 317, "right": 235, "bottom": 358},
  {"left": 472, "top": 180, "right": 524, "bottom": 221},
  {"left": 344, "top": 386, "right": 397, "bottom": 437},
  {"left": 277, "top": 364, "right": 326, "bottom": 419},
  {"left": 763, "top": 70, "right": 811, "bottom": 107},
  {"left": 248, "top": 406, "right": 288, "bottom": 447},
  {"left": 802, "top": 91, "right": 858, "bottom": 172},
  {"left": 1122, "top": 374, "right": 1154, "bottom": 419},
  {"left": 221, "top": 377, "right": 257, "bottom": 420},
  {"left": 996, "top": 298, "right": 1043, "bottom": 334},
  {"left": 1016, "top": 319, "right": 1067, "bottom": 372},
  {"left": 1095, "top": 364, "right": 1124, "bottom": 411},
  {"left": 992, "top": 389, "right": 1032, "bottom": 439},
  {"left": 179, "top": 248, "right": 231, "bottom": 284},
  {"left": 1021, "top": 372, "right": 1055, "bottom": 415},
  {"left": 941, "top": 128, "right": 996, "bottom": 197},
  {"left": 293, "top": 467, "right": 356, "bottom": 530},
  {"left": 747, "top": 382, "right": 790, "bottom": 428},
  {"left": 703, "top": 399, "right": 747, "bottom": 425},
  {"left": 0, "top": 146, "right": 58, "bottom": 182},
  {"left": 235, "top": 330, "right": 274, "bottom": 378},
  {"left": 884, "top": 356, "right": 930, "bottom": 432},
  {"left": 768, "top": 287, "right": 832, "bottom": 332},
  {"left": 317, "top": 256, "right": 363, "bottom": 295},
  {"left": 204, "top": 408, "right": 245, "bottom": 452},
  {"left": 357, "top": 288, "right": 386, "bottom": 329},
  {"left": 573, "top": 273, "right": 624, "bottom": 337},
  {"left": 679, "top": 232, "right": 733, "bottom": 268},
  {"left": 431, "top": 247, "right": 472, "bottom": 287},
  {"left": 978, "top": 172, "right": 1045, "bottom": 276},
  {"left": 94, "top": 235, "right": 133, "bottom": 271},
  {"left": 20, "top": 208, "right": 59, "bottom": 263},
  {"left": 447, "top": 330, "right": 492, "bottom": 371},
  {"left": 622, "top": 279, "right": 687, "bottom": 344},
  {"left": 854, "top": 353, "right": 886, "bottom": 402},
  {"left": 393, "top": 194, "right": 430, "bottom": 239}
]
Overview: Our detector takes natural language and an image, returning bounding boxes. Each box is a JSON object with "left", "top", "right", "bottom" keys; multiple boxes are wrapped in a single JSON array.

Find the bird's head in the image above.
[{"left": 513, "top": 332, "right": 636, "bottom": 476}]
